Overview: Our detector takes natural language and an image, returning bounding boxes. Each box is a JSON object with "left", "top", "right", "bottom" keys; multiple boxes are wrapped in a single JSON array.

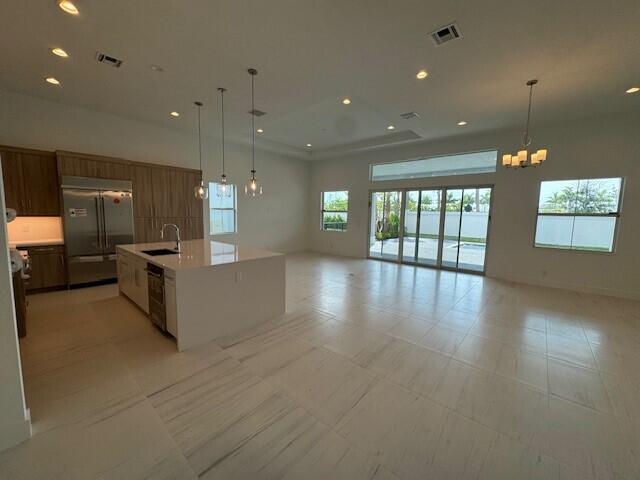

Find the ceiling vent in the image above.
[
  {"left": 429, "top": 23, "right": 461, "bottom": 45},
  {"left": 95, "top": 52, "right": 123, "bottom": 68},
  {"left": 400, "top": 111, "right": 420, "bottom": 120},
  {"left": 248, "top": 109, "right": 266, "bottom": 117}
]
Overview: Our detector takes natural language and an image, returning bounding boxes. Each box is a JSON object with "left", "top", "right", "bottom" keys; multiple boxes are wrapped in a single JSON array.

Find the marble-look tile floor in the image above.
[{"left": 2, "top": 253, "right": 640, "bottom": 479}]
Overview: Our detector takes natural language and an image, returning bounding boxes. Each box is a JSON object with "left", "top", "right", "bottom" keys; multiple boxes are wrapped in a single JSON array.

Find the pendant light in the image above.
[
  {"left": 216, "top": 87, "right": 232, "bottom": 198},
  {"left": 193, "top": 101, "right": 209, "bottom": 199},
  {"left": 502, "top": 79, "right": 548, "bottom": 168},
  {"left": 244, "top": 68, "right": 263, "bottom": 196}
]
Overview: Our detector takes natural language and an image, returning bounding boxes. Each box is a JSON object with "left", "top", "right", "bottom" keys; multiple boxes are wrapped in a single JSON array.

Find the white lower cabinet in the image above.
[
  {"left": 165, "top": 274, "right": 177, "bottom": 337},
  {"left": 117, "top": 252, "right": 149, "bottom": 314}
]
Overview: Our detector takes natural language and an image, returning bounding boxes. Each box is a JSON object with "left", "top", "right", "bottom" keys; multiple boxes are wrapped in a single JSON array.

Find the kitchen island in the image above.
[{"left": 116, "top": 239, "right": 285, "bottom": 351}]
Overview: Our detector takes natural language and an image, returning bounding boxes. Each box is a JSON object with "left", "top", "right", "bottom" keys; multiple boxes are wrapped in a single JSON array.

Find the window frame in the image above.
[
  {"left": 533, "top": 177, "right": 624, "bottom": 254},
  {"left": 320, "top": 190, "right": 349, "bottom": 232},
  {"left": 208, "top": 182, "right": 238, "bottom": 235},
  {"left": 369, "top": 149, "right": 498, "bottom": 182}
]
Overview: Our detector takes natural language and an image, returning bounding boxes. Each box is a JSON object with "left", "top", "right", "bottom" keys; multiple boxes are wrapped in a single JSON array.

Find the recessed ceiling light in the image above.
[
  {"left": 416, "top": 70, "right": 429, "bottom": 80},
  {"left": 342, "top": 98, "right": 351, "bottom": 105},
  {"left": 457, "top": 121, "right": 467, "bottom": 126},
  {"left": 51, "top": 47, "right": 68, "bottom": 58},
  {"left": 57, "top": 0, "right": 79, "bottom": 15},
  {"left": 170, "top": 111, "right": 180, "bottom": 117},
  {"left": 387, "top": 125, "right": 395, "bottom": 130},
  {"left": 45, "top": 77, "right": 60, "bottom": 85},
  {"left": 256, "top": 128, "right": 264, "bottom": 133},
  {"left": 626, "top": 86, "right": 639, "bottom": 94},
  {"left": 150, "top": 64, "right": 164, "bottom": 72},
  {"left": 306, "top": 143, "right": 312, "bottom": 148}
]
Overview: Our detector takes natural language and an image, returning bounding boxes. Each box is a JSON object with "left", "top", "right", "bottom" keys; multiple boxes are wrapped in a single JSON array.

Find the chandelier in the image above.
[{"left": 502, "top": 79, "right": 548, "bottom": 168}]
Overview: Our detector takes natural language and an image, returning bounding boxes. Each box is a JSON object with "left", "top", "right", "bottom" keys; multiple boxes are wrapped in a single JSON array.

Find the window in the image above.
[
  {"left": 534, "top": 178, "right": 623, "bottom": 252},
  {"left": 209, "top": 182, "right": 237, "bottom": 235},
  {"left": 370, "top": 150, "right": 497, "bottom": 181},
  {"left": 321, "top": 191, "right": 348, "bottom": 231}
]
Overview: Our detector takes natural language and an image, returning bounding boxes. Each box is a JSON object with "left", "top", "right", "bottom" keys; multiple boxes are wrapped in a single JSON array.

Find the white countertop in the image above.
[{"left": 116, "top": 240, "right": 283, "bottom": 271}]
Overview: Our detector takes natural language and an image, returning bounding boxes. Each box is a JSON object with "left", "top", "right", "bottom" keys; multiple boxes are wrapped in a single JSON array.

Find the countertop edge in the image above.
[{"left": 116, "top": 241, "right": 284, "bottom": 272}]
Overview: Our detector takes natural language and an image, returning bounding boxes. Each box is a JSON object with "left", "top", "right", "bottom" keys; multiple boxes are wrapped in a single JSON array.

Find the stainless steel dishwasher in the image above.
[{"left": 147, "top": 263, "right": 166, "bottom": 331}]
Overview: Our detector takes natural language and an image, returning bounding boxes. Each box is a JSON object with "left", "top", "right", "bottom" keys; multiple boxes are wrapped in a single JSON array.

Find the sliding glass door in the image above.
[
  {"left": 368, "top": 186, "right": 492, "bottom": 273},
  {"left": 402, "top": 189, "right": 443, "bottom": 266},
  {"left": 369, "top": 191, "right": 402, "bottom": 260}
]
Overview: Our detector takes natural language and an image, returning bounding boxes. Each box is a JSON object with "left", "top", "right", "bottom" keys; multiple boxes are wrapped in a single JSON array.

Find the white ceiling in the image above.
[{"left": 1, "top": 0, "right": 639, "bottom": 161}]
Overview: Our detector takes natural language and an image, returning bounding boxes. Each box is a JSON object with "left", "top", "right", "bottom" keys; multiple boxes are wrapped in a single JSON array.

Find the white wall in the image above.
[
  {"left": 203, "top": 142, "right": 309, "bottom": 253},
  {"left": 0, "top": 89, "right": 310, "bottom": 253},
  {"left": 309, "top": 111, "right": 640, "bottom": 299},
  {"left": 0, "top": 163, "right": 31, "bottom": 452}
]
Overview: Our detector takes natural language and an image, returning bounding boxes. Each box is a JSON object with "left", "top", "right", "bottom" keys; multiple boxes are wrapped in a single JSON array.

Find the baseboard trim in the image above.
[
  {"left": 490, "top": 273, "right": 640, "bottom": 301},
  {"left": 0, "top": 414, "right": 31, "bottom": 453}
]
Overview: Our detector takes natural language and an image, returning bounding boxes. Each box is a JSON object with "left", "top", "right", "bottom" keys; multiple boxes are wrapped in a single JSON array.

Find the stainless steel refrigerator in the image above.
[{"left": 61, "top": 176, "right": 134, "bottom": 286}]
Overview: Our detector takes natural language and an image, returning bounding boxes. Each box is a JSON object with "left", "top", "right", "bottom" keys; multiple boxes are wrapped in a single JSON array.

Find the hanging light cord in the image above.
[
  {"left": 219, "top": 89, "right": 226, "bottom": 176},
  {"left": 197, "top": 103, "right": 203, "bottom": 170},
  {"left": 251, "top": 72, "right": 255, "bottom": 176},
  {"left": 522, "top": 82, "right": 534, "bottom": 148}
]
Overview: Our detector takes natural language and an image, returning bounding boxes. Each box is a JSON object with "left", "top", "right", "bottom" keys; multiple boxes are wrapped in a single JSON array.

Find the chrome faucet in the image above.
[{"left": 160, "top": 223, "right": 181, "bottom": 252}]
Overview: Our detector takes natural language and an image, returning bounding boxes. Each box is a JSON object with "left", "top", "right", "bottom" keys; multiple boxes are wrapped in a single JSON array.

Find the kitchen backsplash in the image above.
[{"left": 7, "top": 216, "right": 64, "bottom": 246}]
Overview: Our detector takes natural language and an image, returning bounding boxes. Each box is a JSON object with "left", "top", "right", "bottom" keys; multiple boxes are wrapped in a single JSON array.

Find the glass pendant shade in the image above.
[
  {"left": 194, "top": 179, "right": 209, "bottom": 200},
  {"left": 216, "top": 174, "right": 232, "bottom": 198},
  {"left": 244, "top": 170, "right": 263, "bottom": 197}
]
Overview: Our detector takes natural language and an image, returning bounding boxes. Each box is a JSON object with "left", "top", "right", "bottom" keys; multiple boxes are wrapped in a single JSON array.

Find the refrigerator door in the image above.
[
  {"left": 62, "top": 188, "right": 103, "bottom": 256},
  {"left": 100, "top": 190, "right": 134, "bottom": 254}
]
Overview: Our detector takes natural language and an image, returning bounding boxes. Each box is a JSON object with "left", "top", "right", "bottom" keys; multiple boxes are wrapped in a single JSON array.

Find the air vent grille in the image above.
[
  {"left": 429, "top": 23, "right": 461, "bottom": 45},
  {"left": 95, "top": 52, "right": 123, "bottom": 68},
  {"left": 400, "top": 111, "right": 420, "bottom": 120},
  {"left": 248, "top": 109, "right": 266, "bottom": 117}
]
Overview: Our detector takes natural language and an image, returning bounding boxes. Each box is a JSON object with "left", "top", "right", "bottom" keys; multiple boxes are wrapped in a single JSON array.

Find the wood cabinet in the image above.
[
  {"left": 1, "top": 150, "right": 25, "bottom": 212},
  {"left": 12, "top": 271, "right": 27, "bottom": 338},
  {"left": 57, "top": 152, "right": 132, "bottom": 180},
  {"left": 131, "top": 165, "right": 154, "bottom": 218},
  {"left": 25, "top": 245, "right": 66, "bottom": 291},
  {"left": 0, "top": 147, "right": 60, "bottom": 215},
  {"left": 3, "top": 146, "right": 203, "bottom": 242}
]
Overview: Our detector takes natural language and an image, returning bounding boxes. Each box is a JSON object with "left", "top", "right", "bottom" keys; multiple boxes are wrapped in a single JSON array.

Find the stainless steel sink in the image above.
[{"left": 141, "top": 248, "right": 179, "bottom": 256}]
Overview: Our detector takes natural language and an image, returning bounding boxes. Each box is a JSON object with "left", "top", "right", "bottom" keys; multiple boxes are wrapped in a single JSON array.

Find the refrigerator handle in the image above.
[
  {"left": 101, "top": 196, "right": 109, "bottom": 249},
  {"left": 94, "top": 197, "right": 103, "bottom": 249}
]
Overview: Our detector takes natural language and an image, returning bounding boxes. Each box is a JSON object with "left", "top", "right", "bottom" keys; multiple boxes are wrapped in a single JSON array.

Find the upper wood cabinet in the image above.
[
  {"left": 0, "top": 147, "right": 60, "bottom": 215},
  {"left": 131, "top": 165, "right": 154, "bottom": 218},
  {"left": 57, "top": 152, "right": 131, "bottom": 180},
  {"left": 3, "top": 146, "right": 202, "bottom": 235},
  {"left": 1, "top": 150, "right": 25, "bottom": 212},
  {"left": 185, "top": 171, "right": 204, "bottom": 219}
]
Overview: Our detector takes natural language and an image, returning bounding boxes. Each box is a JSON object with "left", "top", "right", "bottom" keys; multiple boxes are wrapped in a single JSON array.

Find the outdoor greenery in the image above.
[
  {"left": 323, "top": 197, "right": 348, "bottom": 212},
  {"left": 323, "top": 213, "right": 347, "bottom": 231},
  {"left": 541, "top": 180, "right": 618, "bottom": 213},
  {"left": 322, "top": 191, "right": 349, "bottom": 231},
  {"left": 374, "top": 189, "right": 492, "bottom": 241}
]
